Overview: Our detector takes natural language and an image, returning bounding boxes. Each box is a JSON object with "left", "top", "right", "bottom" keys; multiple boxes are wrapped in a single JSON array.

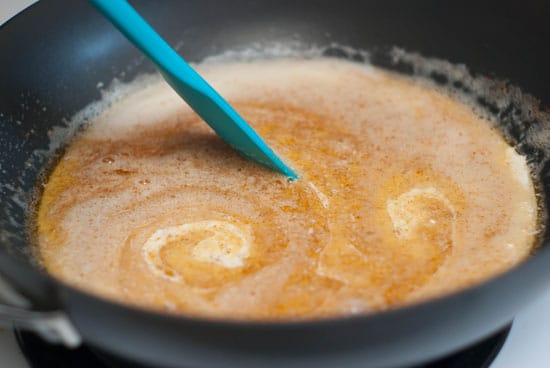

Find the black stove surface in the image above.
[{"left": 15, "top": 325, "right": 511, "bottom": 368}]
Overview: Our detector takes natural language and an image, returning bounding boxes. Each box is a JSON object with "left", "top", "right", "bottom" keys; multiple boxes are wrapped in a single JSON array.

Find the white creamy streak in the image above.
[{"left": 142, "top": 221, "right": 252, "bottom": 282}]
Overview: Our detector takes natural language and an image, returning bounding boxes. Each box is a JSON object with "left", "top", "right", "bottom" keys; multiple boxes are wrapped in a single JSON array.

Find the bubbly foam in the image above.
[{"left": 35, "top": 58, "right": 538, "bottom": 320}]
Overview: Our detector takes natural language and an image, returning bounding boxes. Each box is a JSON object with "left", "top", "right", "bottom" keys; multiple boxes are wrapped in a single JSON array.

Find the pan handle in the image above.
[{"left": 0, "top": 276, "right": 81, "bottom": 347}]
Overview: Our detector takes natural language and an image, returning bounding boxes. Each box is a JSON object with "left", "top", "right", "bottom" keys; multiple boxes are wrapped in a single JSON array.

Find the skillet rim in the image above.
[{"left": 0, "top": 0, "right": 549, "bottom": 330}]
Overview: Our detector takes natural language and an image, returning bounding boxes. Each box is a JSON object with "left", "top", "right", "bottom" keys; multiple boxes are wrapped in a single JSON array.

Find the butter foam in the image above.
[{"left": 36, "top": 58, "right": 538, "bottom": 320}]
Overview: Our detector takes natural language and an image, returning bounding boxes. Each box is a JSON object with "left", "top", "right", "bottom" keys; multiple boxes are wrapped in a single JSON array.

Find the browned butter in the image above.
[{"left": 36, "top": 58, "right": 538, "bottom": 320}]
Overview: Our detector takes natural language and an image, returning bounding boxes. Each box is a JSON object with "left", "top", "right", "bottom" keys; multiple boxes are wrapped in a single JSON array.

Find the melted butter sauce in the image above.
[{"left": 35, "top": 58, "right": 538, "bottom": 320}]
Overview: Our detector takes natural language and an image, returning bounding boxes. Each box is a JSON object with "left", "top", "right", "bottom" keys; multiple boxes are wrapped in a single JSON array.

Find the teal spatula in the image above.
[{"left": 88, "top": 0, "right": 298, "bottom": 179}]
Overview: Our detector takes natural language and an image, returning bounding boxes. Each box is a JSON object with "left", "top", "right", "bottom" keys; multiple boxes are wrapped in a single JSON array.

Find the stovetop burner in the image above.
[{"left": 15, "top": 325, "right": 511, "bottom": 368}]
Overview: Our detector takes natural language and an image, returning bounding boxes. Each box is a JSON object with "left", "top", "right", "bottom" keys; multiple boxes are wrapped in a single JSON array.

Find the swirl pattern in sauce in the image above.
[{"left": 35, "top": 59, "right": 538, "bottom": 319}]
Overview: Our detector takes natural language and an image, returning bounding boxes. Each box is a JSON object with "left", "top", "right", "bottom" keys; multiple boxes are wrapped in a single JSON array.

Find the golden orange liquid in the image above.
[{"left": 36, "top": 59, "right": 537, "bottom": 319}]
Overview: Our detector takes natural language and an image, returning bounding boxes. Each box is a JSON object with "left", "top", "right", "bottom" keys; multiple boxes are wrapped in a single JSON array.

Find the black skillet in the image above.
[{"left": 1, "top": 1, "right": 550, "bottom": 367}]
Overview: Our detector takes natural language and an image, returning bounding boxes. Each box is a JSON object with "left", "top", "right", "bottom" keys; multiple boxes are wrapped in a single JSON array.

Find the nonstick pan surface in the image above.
[{"left": 1, "top": 1, "right": 550, "bottom": 367}]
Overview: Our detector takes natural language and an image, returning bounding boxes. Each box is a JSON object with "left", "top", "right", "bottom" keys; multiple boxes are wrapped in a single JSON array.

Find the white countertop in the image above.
[{"left": 1, "top": 1, "right": 549, "bottom": 367}]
